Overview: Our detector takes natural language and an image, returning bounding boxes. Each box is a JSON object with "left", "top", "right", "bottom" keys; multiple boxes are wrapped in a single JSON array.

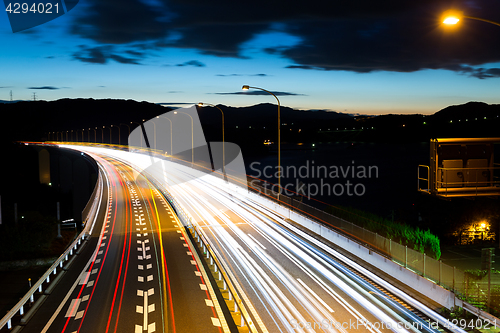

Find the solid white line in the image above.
[
  {"left": 297, "top": 278, "right": 334, "bottom": 313},
  {"left": 247, "top": 233, "right": 267, "bottom": 250}
]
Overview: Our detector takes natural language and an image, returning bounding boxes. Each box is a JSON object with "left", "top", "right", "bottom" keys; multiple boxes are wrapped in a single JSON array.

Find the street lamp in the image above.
[
  {"left": 173, "top": 111, "right": 194, "bottom": 164},
  {"left": 130, "top": 121, "right": 143, "bottom": 148},
  {"left": 442, "top": 10, "right": 500, "bottom": 27},
  {"left": 119, "top": 123, "right": 130, "bottom": 145},
  {"left": 90, "top": 128, "right": 96, "bottom": 143},
  {"left": 198, "top": 102, "right": 225, "bottom": 177},
  {"left": 242, "top": 85, "right": 282, "bottom": 198},
  {"left": 157, "top": 116, "right": 173, "bottom": 157},
  {"left": 111, "top": 125, "right": 120, "bottom": 145}
]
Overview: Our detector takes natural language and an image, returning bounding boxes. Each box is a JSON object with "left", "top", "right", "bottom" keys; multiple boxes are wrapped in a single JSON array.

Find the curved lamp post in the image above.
[
  {"left": 157, "top": 116, "right": 173, "bottom": 157},
  {"left": 442, "top": 10, "right": 500, "bottom": 27},
  {"left": 173, "top": 111, "right": 193, "bottom": 164},
  {"left": 130, "top": 121, "right": 143, "bottom": 148},
  {"left": 198, "top": 102, "right": 225, "bottom": 176},
  {"left": 242, "top": 85, "right": 281, "bottom": 198}
]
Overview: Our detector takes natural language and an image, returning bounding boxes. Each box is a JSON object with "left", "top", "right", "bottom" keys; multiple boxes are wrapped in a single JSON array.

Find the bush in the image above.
[{"left": 327, "top": 205, "right": 441, "bottom": 259}]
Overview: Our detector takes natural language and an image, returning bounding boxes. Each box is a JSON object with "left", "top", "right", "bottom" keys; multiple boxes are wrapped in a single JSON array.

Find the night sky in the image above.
[{"left": 2, "top": 0, "right": 500, "bottom": 114}]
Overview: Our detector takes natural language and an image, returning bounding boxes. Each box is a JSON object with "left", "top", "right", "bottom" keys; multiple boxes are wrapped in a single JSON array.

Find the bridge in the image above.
[{"left": 1, "top": 143, "right": 490, "bottom": 333}]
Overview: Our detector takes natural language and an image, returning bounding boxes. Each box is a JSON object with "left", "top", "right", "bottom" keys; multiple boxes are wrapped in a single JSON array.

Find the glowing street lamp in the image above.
[
  {"left": 442, "top": 10, "right": 500, "bottom": 27},
  {"left": 198, "top": 102, "right": 225, "bottom": 177},
  {"left": 157, "top": 116, "right": 173, "bottom": 157},
  {"left": 242, "top": 85, "right": 282, "bottom": 198}
]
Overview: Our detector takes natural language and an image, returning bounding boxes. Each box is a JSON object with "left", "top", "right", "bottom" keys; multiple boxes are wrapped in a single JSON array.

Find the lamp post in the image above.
[
  {"left": 198, "top": 102, "right": 225, "bottom": 177},
  {"left": 158, "top": 116, "right": 173, "bottom": 157},
  {"left": 90, "top": 128, "right": 96, "bottom": 143},
  {"left": 173, "top": 111, "right": 194, "bottom": 164},
  {"left": 119, "top": 123, "right": 130, "bottom": 146},
  {"left": 442, "top": 10, "right": 500, "bottom": 27},
  {"left": 242, "top": 85, "right": 281, "bottom": 198},
  {"left": 130, "top": 121, "right": 143, "bottom": 148},
  {"left": 111, "top": 125, "right": 120, "bottom": 145}
]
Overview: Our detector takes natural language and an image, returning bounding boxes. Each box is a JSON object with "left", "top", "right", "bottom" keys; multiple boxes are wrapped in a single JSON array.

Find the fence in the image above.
[
  {"left": 0, "top": 171, "right": 104, "bottom": 331},
  {"left": 246, "top": 182, "right": 500, "bottom": 315}
]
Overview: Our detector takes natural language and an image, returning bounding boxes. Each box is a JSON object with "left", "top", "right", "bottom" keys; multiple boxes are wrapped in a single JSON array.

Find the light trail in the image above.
[{"left": 61, "top": 145, "right": 467, "bottom": 333}]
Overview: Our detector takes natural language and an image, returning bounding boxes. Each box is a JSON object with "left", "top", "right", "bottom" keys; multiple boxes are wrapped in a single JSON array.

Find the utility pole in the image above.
[
  {"left": 32, "top": 92, "right": 37, "bottom": 101},
  {"left": 10, "top": 90, "right": 12, "bottom": 102}
]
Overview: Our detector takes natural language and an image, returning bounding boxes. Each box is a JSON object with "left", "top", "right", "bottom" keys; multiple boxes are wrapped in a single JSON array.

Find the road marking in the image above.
[
  {"left": 205, "top": 299, "right": 214, "bottom": 307},
  {"left": 65, "top": 298, "right": 81, "bottom": 317},
  {"left": 79, "top": 272, "right": 90, "bottom": 285},
  {"left": 195, "top": 271, "right": 201, "bottom": 276},
  {"left": 147, "top": 275, "right": 153, "bottom": 282},
  {"left": 87, "top": 280, "right": 94, "bottom": 287},
  {"left": 183, "top": 244, "right": 188, "bottom": 247},
  {"left": 147, "top": 264, "right": 152, "bottom": 269},
  {"left": 138, "top": 276, "right": 144, "bottom": 282},
  {"left": 176, "top": 230, "right": 181, "bottom": 233},
  {"left": 190, "top": 260, "right": 197, "bottom": 265},
  {"left": 136, "top": 289, "right": 155, "bottom": 333},
  {"left": 81, "top": 295, "right": 89, "bottom": 302},
  {"left": 91, "top": 268, "right": 98, "bottom": 274},
  {"left": 297, "top": 278, "right": 334, "bottom": 313},
  {"left": 199, "top": 284, "right": 207, "bottom": 290},
  {"left": 138, "top": 265, "right": 143, "bottom": 270},
  {"left": 248, "top": 233, "right": 267, "bottom": 250},
  {"left": 186, "top": 252, "right": 192, "bottom": 255},
  {"left": 75, "top": 310, "right": 84, "bottom": 320},
  {"left": 95, "top": 258, "right": 101, "bottom": 264},
  {"left": 211, "top": 318, "right": 221, "bottom": 327},
  {"left": 179, "top": 237, "right": 184, "bottom": 240},
  {"left": 98, "top": 250, "right": 103, "bottom": 255}
]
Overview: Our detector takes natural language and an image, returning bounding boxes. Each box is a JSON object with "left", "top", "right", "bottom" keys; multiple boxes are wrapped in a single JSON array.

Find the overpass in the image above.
[{"left": 1, "top": 143, "right": 479, "bottom": 333}]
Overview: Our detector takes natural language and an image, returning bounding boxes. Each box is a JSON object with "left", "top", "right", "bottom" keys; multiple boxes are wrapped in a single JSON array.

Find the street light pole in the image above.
[
  {"left": 198, "top": 102, "right": 225, "bottom": 177},
  {"left": 111, "top": 125, "right": 120, "bottom": 145},
  {"left": 242, "top": 85, "right": 281, "bottom": 198},
  {"left": 173, "top": 111, "right": 194, "bottom": 164},
  {"left": 119, "top": 123, "right": 130, "bottom": 146},
  {"left": 158, "top": 116, "right": 173, "bottom": 157},
  {"left": 130, "top": 121, "right": 143, "bottom": 148}
]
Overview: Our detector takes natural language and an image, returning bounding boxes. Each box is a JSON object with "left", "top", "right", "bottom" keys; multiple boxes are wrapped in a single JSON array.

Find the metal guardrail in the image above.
[{"left": 0, "top": 170, "right": 104, "bottom": 331}]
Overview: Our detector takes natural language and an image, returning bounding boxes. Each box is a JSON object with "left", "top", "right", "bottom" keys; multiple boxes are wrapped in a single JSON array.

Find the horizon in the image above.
[
  {"left": 0, "top": 97, "right": 497, "bottom": 117},
  {"left": 2, "top": 1, "right": 500, "bottom": 115}
]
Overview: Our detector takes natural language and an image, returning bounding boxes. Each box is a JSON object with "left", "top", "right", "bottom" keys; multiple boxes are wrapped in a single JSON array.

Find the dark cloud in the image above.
[
  {"left": 70, "top": 0, "right": 170, "bottom": 44},
  {"left": 28, "top": 86, "right": 61, "bottom": 90},
  {"left": 216, "top": 91, "right": 305, "bottom": 96},
  {"left": 447, "top": 64, "right": 500, "bottom": 79},
  {"left": 72, "top": 46, "right": 141, "bottom": 65},
  {"left": 216, "top": 74, "right": 269, "bottom": 77},
  {"left": 69, "top": 0, "right": 500, "bottom": 76},
  {"left": 176, "top": 60, "right": 205, "bottom": 67}
]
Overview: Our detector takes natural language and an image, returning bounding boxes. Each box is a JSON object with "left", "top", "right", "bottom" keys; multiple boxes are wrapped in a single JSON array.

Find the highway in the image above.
[
  {"left": 21, "top": 150, "right": 227, "bottom": 333},
  {"left": 60, "top": 145, "right": 466, "bottom": 333}
]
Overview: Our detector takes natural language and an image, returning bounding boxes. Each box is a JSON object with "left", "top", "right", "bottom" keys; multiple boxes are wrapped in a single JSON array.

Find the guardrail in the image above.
[{"left": 0, "top": 170, "right": 104, "bottom": 331}]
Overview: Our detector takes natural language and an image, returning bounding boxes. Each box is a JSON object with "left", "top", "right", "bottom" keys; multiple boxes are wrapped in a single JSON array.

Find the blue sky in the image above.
[{"left": 2, "top": 0, "right": 500, "bottom": 115}]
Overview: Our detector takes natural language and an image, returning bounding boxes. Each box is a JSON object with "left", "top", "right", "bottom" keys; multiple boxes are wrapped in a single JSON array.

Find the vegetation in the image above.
[
  {"left": 327, "top": 205, "right": 441, "bottom": 259},
  {"left": 0, "top": 212, "right": 75, "bottom": 262}
]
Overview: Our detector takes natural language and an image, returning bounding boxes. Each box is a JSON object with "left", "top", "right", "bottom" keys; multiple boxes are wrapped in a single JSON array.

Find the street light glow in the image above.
[
  {"left": 242, "top": 85, "right": 249, "bottom": 90},
  {"left": 443, "top": 17, "right": 460, "bottom": 25}
]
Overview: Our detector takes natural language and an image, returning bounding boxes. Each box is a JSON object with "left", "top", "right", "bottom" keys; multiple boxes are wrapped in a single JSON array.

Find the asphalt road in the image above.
[{"left": 21, "top": 152, "right": 228, "bottom": 333}]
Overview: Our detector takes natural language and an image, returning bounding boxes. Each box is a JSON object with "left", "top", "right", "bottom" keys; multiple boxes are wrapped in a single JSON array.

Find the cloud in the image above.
[
  {"left": 176, "top": 60, "right": 205, "bottom": 67},
  {"left": 447, "top": 65, "right": 500, "bottom": 79},
  {"left": 28, "top": 86, "right": 61, "bottom": 90},
  {"left": 215, "top": 91, "right": 305, "bottom": 96},
  {"left": 68, "top": 0, "right": 500, "bottom": 76},
  {"left": 72, "top": 46, "right": 141, "bottom": 65},
  {"left": 216, "top": 73, "right": 269, "bottom": 77}
]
